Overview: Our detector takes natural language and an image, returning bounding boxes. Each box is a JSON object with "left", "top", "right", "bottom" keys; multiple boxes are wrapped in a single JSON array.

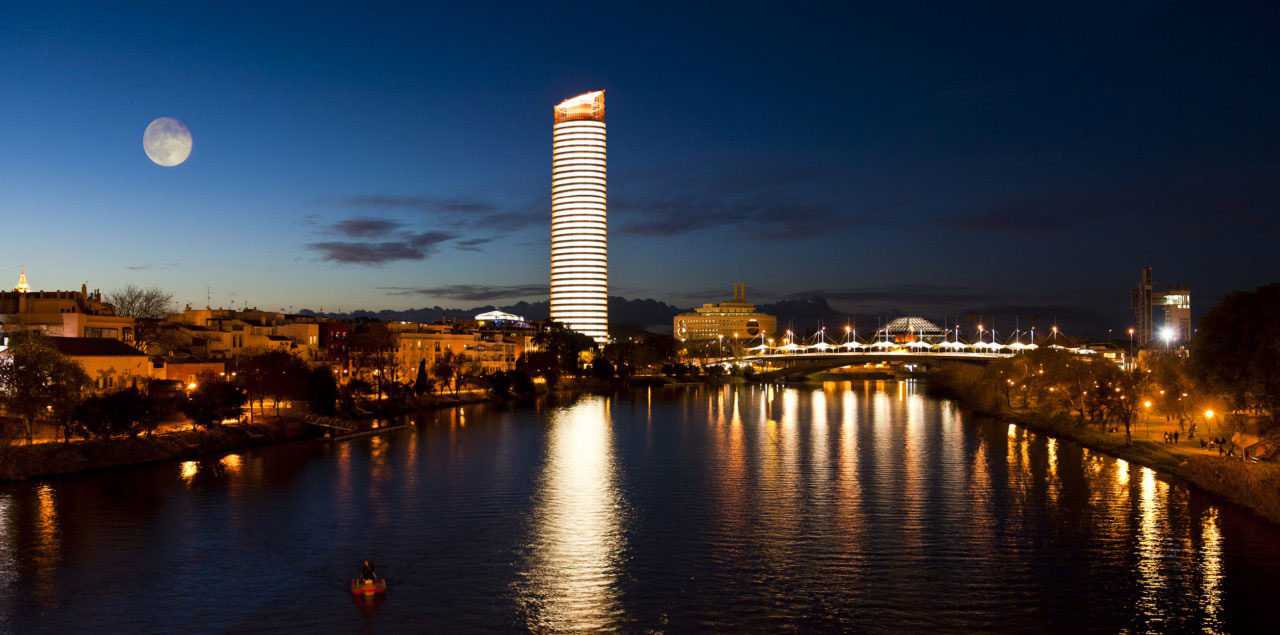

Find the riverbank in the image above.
[
  {"left": 926, "top": 371, "right": 1280, "bottom": 526},
  {"left": 0, "top": 419, "right": 312, "bottom": 481},
  {"left": 0, "top": 383, "right": 603, "bottom": 482}
]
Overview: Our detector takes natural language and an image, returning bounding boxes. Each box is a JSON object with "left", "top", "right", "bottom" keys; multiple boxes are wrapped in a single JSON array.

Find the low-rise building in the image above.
[
  {"left": 159, "top": 360, "right": 227, "bottom": 387},
  {"left": 163, "top": 307, "right": 324, "bottom": 359},
  {"left": 47, "top": 337, "right": 152, "bottom": 392},
  {"left": 393, "top": 323, "right": 525, "bottom": 378},
  {"left": 0, "top": 272, "right": 135, "bottom": 342}
]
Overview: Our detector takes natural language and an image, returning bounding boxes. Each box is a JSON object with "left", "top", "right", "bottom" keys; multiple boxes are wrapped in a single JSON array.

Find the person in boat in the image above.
[{"left": 360, "top": 560, "right": 379, "bottom": 582}]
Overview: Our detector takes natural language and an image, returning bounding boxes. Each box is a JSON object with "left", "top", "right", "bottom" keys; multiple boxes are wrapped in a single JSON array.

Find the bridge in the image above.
[{"left": 705, "top": 342, "right": 1097, "bottom": 374}]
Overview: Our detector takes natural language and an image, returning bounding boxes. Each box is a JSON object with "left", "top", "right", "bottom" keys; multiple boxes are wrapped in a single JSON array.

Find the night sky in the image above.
[{"left": 2, "top": 2, "right": 1277, "bottom": 334}]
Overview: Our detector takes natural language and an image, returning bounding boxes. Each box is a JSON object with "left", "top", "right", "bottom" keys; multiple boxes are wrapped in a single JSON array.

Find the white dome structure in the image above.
[{"left": 877, "top": 317, "right": 946, "bottom": 343}]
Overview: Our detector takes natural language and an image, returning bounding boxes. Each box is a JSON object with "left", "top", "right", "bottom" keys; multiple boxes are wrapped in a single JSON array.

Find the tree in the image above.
[
  {"left": 1099, "top": 367, "right": 1149, "bottom": 444},
  {"left": 182, "top": 379, "right": 246, "bottom": 428},
  {"left": 1193, "top": 283, "right": 1280, "bottom": 427},
  {"left": 532, "top": 323, "right": 595, "bottom": 381},
  {"left": 107, "top": 285, "right": 174, "bottom": 319},
  {"left": 73, "top": 387, "right": 158, "bottom": 440},
  {"left": 238, "top": 351, "right": 310, "bottom": 416},
  {"left": 591, "top": 355, "right": 615, "bottom": 380},
  {"left": 458, "top": 358, "right": 485, "bottom": 392},
  {"left": 414, "top": 359, "right": 432, "bottom": 396},
  {"left": 1149, "top": 353, "right": 1197, "bottom": 432},
  {"left": 433, "top": 351, "right": 459, "bottom": 395},
  {"left": 305, "top": 366, "right": 339, "bottom": 416},
  {"left": 0, "top": 333, "right": 91, "bottom": 443},
  {"left": 348, "top": 321, "right": 396, "bottom": 398}
]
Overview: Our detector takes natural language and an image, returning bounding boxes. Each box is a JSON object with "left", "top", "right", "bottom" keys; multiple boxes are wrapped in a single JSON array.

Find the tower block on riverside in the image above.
[{"left": 549, "top": 90, "right": 608, "bottom": 343}]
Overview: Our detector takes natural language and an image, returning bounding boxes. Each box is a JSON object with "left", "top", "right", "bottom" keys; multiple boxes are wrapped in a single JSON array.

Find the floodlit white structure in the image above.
[
  {"left": 475, "top": 310, "right": 526, "bottom": 324},
  {"left": 549, "top": 90, "right": 609, "bottom": 343}
]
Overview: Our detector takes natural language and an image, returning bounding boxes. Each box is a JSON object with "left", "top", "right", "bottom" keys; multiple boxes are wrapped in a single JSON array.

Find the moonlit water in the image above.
[{"left": 2, "top": 381, "right": 1278, "bottom": 632}]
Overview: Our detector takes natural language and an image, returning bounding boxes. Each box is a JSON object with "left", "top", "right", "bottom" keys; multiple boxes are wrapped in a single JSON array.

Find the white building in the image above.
[{"left": 549, "top": 90, "right": 609, "bottom": 343}]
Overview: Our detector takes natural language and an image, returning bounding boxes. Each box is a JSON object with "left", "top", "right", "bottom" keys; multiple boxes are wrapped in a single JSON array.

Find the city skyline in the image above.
[{"left": 2, "top": 3, "right": 1278, "bottom": 328}]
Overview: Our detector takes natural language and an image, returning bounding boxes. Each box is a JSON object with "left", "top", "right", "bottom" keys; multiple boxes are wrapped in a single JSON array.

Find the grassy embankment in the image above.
[{"left": 927, "top": 363, "right": 1280, "bottom": 525}]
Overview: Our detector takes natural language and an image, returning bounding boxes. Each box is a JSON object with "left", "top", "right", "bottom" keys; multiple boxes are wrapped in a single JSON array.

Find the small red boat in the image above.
[{"left": 350, "top": 578, "right": 387, "bottom": 597}]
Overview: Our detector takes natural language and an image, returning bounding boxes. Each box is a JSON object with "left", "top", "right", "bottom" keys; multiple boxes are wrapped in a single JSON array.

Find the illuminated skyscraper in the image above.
[{"left": 549, "top": 90, "right": 608, "bottom": 342}]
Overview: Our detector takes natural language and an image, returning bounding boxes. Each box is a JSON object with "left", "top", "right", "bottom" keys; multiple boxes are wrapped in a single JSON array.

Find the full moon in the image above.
[{"left": 143, "top": 117, "right": 193, "bottom": 167}]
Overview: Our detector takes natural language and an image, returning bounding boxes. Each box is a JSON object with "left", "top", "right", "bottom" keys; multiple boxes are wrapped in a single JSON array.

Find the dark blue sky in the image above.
[{"left": 2, "top": 2, "right": 1277, "bottom": 332}]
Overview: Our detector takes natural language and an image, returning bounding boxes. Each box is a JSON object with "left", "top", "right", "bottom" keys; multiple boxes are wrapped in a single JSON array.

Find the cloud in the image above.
[
  {"left": 343, "top": 195, "right": 499, "bottom": 215},
  {"left": 334, "top": 194, "right": 544, "bottom": 233},
  {"left": 308, "top": 230, "right": 457, "bottom": 265},
  {"left": 125, "top": 262, "right": 179, "bottom": 271},
  {"left": 405, "top": 230, "right": 456, "bottom": 247},
  {"left": 377, "top": 283, "right": 547, "bottom": 301},
  {"left": 454, "top": 237, "right": 496, "bottom": 252},
  {"left": 784, "top": 284, "right": 992, "bottom": 306},
  {"left": 332, "top": 217, "right": 403, "bottom": 238},
  {"left": 613, "top": 197, "right": 843, "bottom": 239}
]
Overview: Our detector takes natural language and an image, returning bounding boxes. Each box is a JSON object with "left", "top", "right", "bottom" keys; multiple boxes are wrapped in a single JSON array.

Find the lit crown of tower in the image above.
[{"left": 15, "top": 267, "right": 30, "bottom": 293}]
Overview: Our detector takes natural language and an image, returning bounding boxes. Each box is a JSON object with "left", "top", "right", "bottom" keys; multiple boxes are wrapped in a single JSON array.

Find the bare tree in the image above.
[{"left": 107, "top": 285, "right": 174, "bottom": 320}]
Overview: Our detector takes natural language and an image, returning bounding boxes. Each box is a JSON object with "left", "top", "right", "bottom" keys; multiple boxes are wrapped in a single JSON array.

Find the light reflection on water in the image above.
[
  {"left": 0, "top": 381, "right": 1278, "bottom": 632},
  {"left": 514, "top": 397, "right": 624, "bottom": 631}
]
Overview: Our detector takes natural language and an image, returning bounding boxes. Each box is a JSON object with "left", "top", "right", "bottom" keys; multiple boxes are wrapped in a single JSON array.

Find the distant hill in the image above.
[
  {"left": 757, "top": 296, "right": 851, "bottom": 332},
  {"left": 300, "top": 296, "right": 684, "bottom": 330},
  {"left": 300, "top": 293, "right": 1108, "bottom": 339}
]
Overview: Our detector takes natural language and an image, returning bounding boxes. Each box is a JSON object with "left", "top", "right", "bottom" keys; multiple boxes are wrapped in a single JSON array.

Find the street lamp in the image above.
[{"left": 1160, "top": 326, "right": 1175, "bottom": 352}]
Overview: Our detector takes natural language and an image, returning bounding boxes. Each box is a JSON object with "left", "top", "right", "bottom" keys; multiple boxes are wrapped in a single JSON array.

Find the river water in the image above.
[{"left": 2, "top": 381, "right": 1278, "bottom": 632}]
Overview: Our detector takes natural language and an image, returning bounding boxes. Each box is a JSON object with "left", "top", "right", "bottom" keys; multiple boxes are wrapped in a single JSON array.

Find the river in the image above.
[{"left": 2, "top": 381, "right": 1278, "bottom": 632}]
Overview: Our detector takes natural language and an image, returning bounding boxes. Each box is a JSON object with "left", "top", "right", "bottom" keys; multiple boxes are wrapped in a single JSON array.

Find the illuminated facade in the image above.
[
  {"left": 550, "top": 90, "right": 609, "bottom": 343},
  {"left": 1157, "top": 288, "right": 1191, "bottom": 343},
  {"left": 1132, "top": 266, "right": 1191, "bottom": 345},
  {"left": 674, "top": 284, "right": 776, "bottom": 342}
]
